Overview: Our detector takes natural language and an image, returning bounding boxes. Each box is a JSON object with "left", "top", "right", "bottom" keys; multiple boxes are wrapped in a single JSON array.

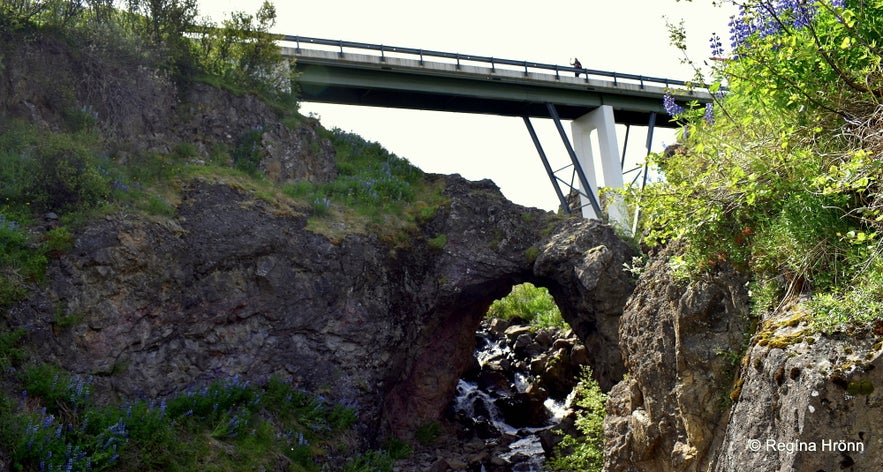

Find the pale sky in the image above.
[{"left": 198, "top": 0, "right": 736, "bottom": 211}]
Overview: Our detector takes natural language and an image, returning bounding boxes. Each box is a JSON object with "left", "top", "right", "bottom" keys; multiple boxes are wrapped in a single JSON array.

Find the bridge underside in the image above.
[{"left": 295, "top": 63, "right": 680, "bottom": 127}]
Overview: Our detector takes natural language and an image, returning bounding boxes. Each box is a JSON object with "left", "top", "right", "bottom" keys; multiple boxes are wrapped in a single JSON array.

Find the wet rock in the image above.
[
  {"left": 476, "top": 370, "right": 510, "bottom": 393},
  {"left": 495, "top": 392, "right": 550, "bottom": 428},
  {"left": 487, "top": 318, "right": 511, "bottom": 337}
]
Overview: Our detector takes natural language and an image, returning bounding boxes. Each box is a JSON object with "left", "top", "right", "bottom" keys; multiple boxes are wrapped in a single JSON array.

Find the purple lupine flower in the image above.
[
  {"left": 709, "top": 32, "right": 725, "bottom": 57},
  {"left": 663, "top": 94, "right": 685, "bottom": 117},
  {"left": 704, "top": 103, "right": 715, "bottom": 124}
]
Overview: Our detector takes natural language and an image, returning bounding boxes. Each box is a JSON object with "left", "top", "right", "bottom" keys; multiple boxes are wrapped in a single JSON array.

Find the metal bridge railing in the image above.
[{"left": 281, "top": 35, "right": 706, "bottom": 92}]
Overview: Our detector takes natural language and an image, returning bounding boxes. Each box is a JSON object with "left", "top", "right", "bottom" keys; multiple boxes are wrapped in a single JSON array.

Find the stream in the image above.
[{"left": 445, "top": 319, "right": 583, "bottom": 471}]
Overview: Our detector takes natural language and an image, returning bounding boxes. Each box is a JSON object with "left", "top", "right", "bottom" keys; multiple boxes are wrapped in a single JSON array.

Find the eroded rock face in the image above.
[
  {"left": 10, "top": 175, "right": 636, "bottom": 444},
  {"left": 715, "top": 317, "right": 883, "bottom": 471},
  {"left": 0, "top": 34, "right": 337, "bottom": 185},
  {"left": 534, "top": 219, "right": 636, "bottom": 390},
  {"left": 604, "top": 244, "right": 750, "bottom": 472},
  {"left": 603, "top": 241, "right": 883, "bottom": 472},
  {"left": 2, "top": 30, "right": 640, "bottom": 448}
]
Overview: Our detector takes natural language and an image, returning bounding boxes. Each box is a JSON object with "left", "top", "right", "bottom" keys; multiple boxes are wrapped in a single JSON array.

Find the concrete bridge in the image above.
[{"left": 281, "top": 36, "right": 710, "bottom": 231}]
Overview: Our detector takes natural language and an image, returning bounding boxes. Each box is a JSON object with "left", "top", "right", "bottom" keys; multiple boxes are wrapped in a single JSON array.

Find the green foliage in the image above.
[
  {"left": 414, "top": 421, "right": 441, "bottom": 446},
  {"left": 284, "top": 128, "right": 423, "bottom": 214},
  {"left": 0, "top": 122, "right": 111, "bottom": 213},
  {"left": 0, "top": 328, "right": 28, "bottom": 371},
  {"left": 487, "top": 283, "right": 567, "bottom": 330},
  {"left": 0, "top": 213, "right": 48, "bottom": 307},
  {"left": 524, "top": 245, "right": 539, "bottom": 265},
  {"left": 1, "top": 0, "right": 294, "bottom": 106},
  {"left": 122, "top": 0, "right": 199, "bottom": 80},
  {"left": 281, "top": 128, "right": 447, "bottom": 243},
  {"left": 427, "top": 234, "right": 447, "bottom": 251},
  {"left": 548, "top": 366, "right": 606, "bottom": 471},
  {"left": 4, "top": 371, "right": 370, "bottom": 471},
  {"left": 233, "top": 126, "right": 266, "bottom": 176},
  {"left": 192, "top": 1, "right": 290, "bottom": 101},
  {"left": 636, "top": 0, "right": 883, "bottom": 328},
  {"left": 327, "top": 128, "right": 423, "bottom": 208}
]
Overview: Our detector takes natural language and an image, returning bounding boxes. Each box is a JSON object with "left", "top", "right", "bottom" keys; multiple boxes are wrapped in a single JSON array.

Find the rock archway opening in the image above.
[
  {"left": 382, "top": 219, "right": 634, "bottom": 464},
  {"left": 441, "top": 281, "right": 597, "bottom": 469}
]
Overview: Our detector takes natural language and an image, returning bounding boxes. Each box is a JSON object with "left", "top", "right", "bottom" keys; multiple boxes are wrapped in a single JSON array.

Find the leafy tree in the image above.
[
  {"left": 193, "top": 1, "right": 288, "bottom": 98},
  {"left": 123, "top": 0, "right": 199, "bottom": 78}
]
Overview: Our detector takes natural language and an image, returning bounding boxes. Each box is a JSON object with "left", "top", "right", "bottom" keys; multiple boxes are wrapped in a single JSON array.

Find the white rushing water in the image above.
[{"left": 450, "top": 327, "right": 579, "bottom": 471}]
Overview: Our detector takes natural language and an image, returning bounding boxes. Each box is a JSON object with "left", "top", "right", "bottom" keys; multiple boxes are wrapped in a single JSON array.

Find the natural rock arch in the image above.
[
  {"left": 11, "top": 175, "right": 635, "bottom": 444},
  {"left": 379, "top": 181, "right": 636, "bottom": 437}
]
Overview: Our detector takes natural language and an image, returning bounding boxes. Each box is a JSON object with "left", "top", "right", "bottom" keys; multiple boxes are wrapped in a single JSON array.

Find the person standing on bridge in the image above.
[{"left": 571, "top": 58, "right": 582, "bottom": 77}]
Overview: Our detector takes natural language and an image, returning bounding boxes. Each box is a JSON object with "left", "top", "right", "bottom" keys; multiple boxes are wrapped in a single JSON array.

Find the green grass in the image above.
[
  {"left": 283, "top": 128, "right": 448, "bottom": 244},
  {"left": 1, "top": 367, "right": 399, "bottom": 471}
]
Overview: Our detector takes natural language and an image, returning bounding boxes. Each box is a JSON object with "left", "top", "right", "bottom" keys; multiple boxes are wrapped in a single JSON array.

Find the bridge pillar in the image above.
[{"left": 571, "top": 106, "right": 629, "bottom": 232}]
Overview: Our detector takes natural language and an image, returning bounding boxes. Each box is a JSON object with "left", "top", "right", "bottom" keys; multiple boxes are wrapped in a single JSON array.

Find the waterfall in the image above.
[{"left": 448, "top": 319, "right": 583, "bottom": 471}]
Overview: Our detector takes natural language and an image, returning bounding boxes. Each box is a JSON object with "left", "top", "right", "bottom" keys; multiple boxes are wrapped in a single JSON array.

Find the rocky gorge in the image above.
[{"left": 2, "top": 29, "right": 883, "bottom": 471}]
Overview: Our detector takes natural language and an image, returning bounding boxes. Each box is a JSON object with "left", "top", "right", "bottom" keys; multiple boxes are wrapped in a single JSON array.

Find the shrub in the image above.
[
  {"left": 0, "top": 122, "right": 110, "bottom": 213},
  {"left": 637, "top": 0, "right": 883, "bottom": 327},
  {"left": 192, "top": 1, "right": 289, "bottom": 100},
  {"left": 0, "top": 213, "right": 48, "bottom": 307},
  {"left": 233, "top": 126, "right": 266, "bottom": 176},
  {"left": 487, "top": 283, "right": 567, "bottom": 330},
  {"left": 547, "top": 366, "right": 606, "bottom": 471}
]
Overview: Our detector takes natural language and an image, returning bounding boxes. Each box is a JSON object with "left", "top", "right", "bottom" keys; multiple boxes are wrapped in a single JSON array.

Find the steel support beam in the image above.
[
  {"left": 631, "top": 112, "right": 657, "bottom": 235},
  {"left": 523, "top": 116, "right": 572, "bottom": 214}
]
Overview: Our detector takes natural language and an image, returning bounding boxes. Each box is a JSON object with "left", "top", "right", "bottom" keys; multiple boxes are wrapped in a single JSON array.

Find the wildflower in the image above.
[
  {"left": 704, "top": 103, "right": 715, "bottom": 125},
  {"left": 113, "top": 180, "right": 129, "bottom": 192},
  {"left": 709, "top": 32, "right": 724, "bottom": 57},
  {"left": 663, "top": 94, "right": 685, "bottom": 117}
]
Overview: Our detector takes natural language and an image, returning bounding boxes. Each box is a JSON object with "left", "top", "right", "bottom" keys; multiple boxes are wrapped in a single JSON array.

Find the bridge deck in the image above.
[{"left": 282, "top": 36, "right": 710, "bottom": 127}]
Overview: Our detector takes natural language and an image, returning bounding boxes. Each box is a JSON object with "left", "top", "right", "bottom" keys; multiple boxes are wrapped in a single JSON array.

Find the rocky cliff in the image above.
[
  {"left": 9, "top": 177, "right": 636, "bottom": 443},
  {"left": 8, "top": 27, "right": 880, "bottom": 471},
  {"left": 2, "top": 29, "right": 644, "bottom": 451},
  {"left": 605, "top": 244, "right": 883, "bottom": 471}
]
